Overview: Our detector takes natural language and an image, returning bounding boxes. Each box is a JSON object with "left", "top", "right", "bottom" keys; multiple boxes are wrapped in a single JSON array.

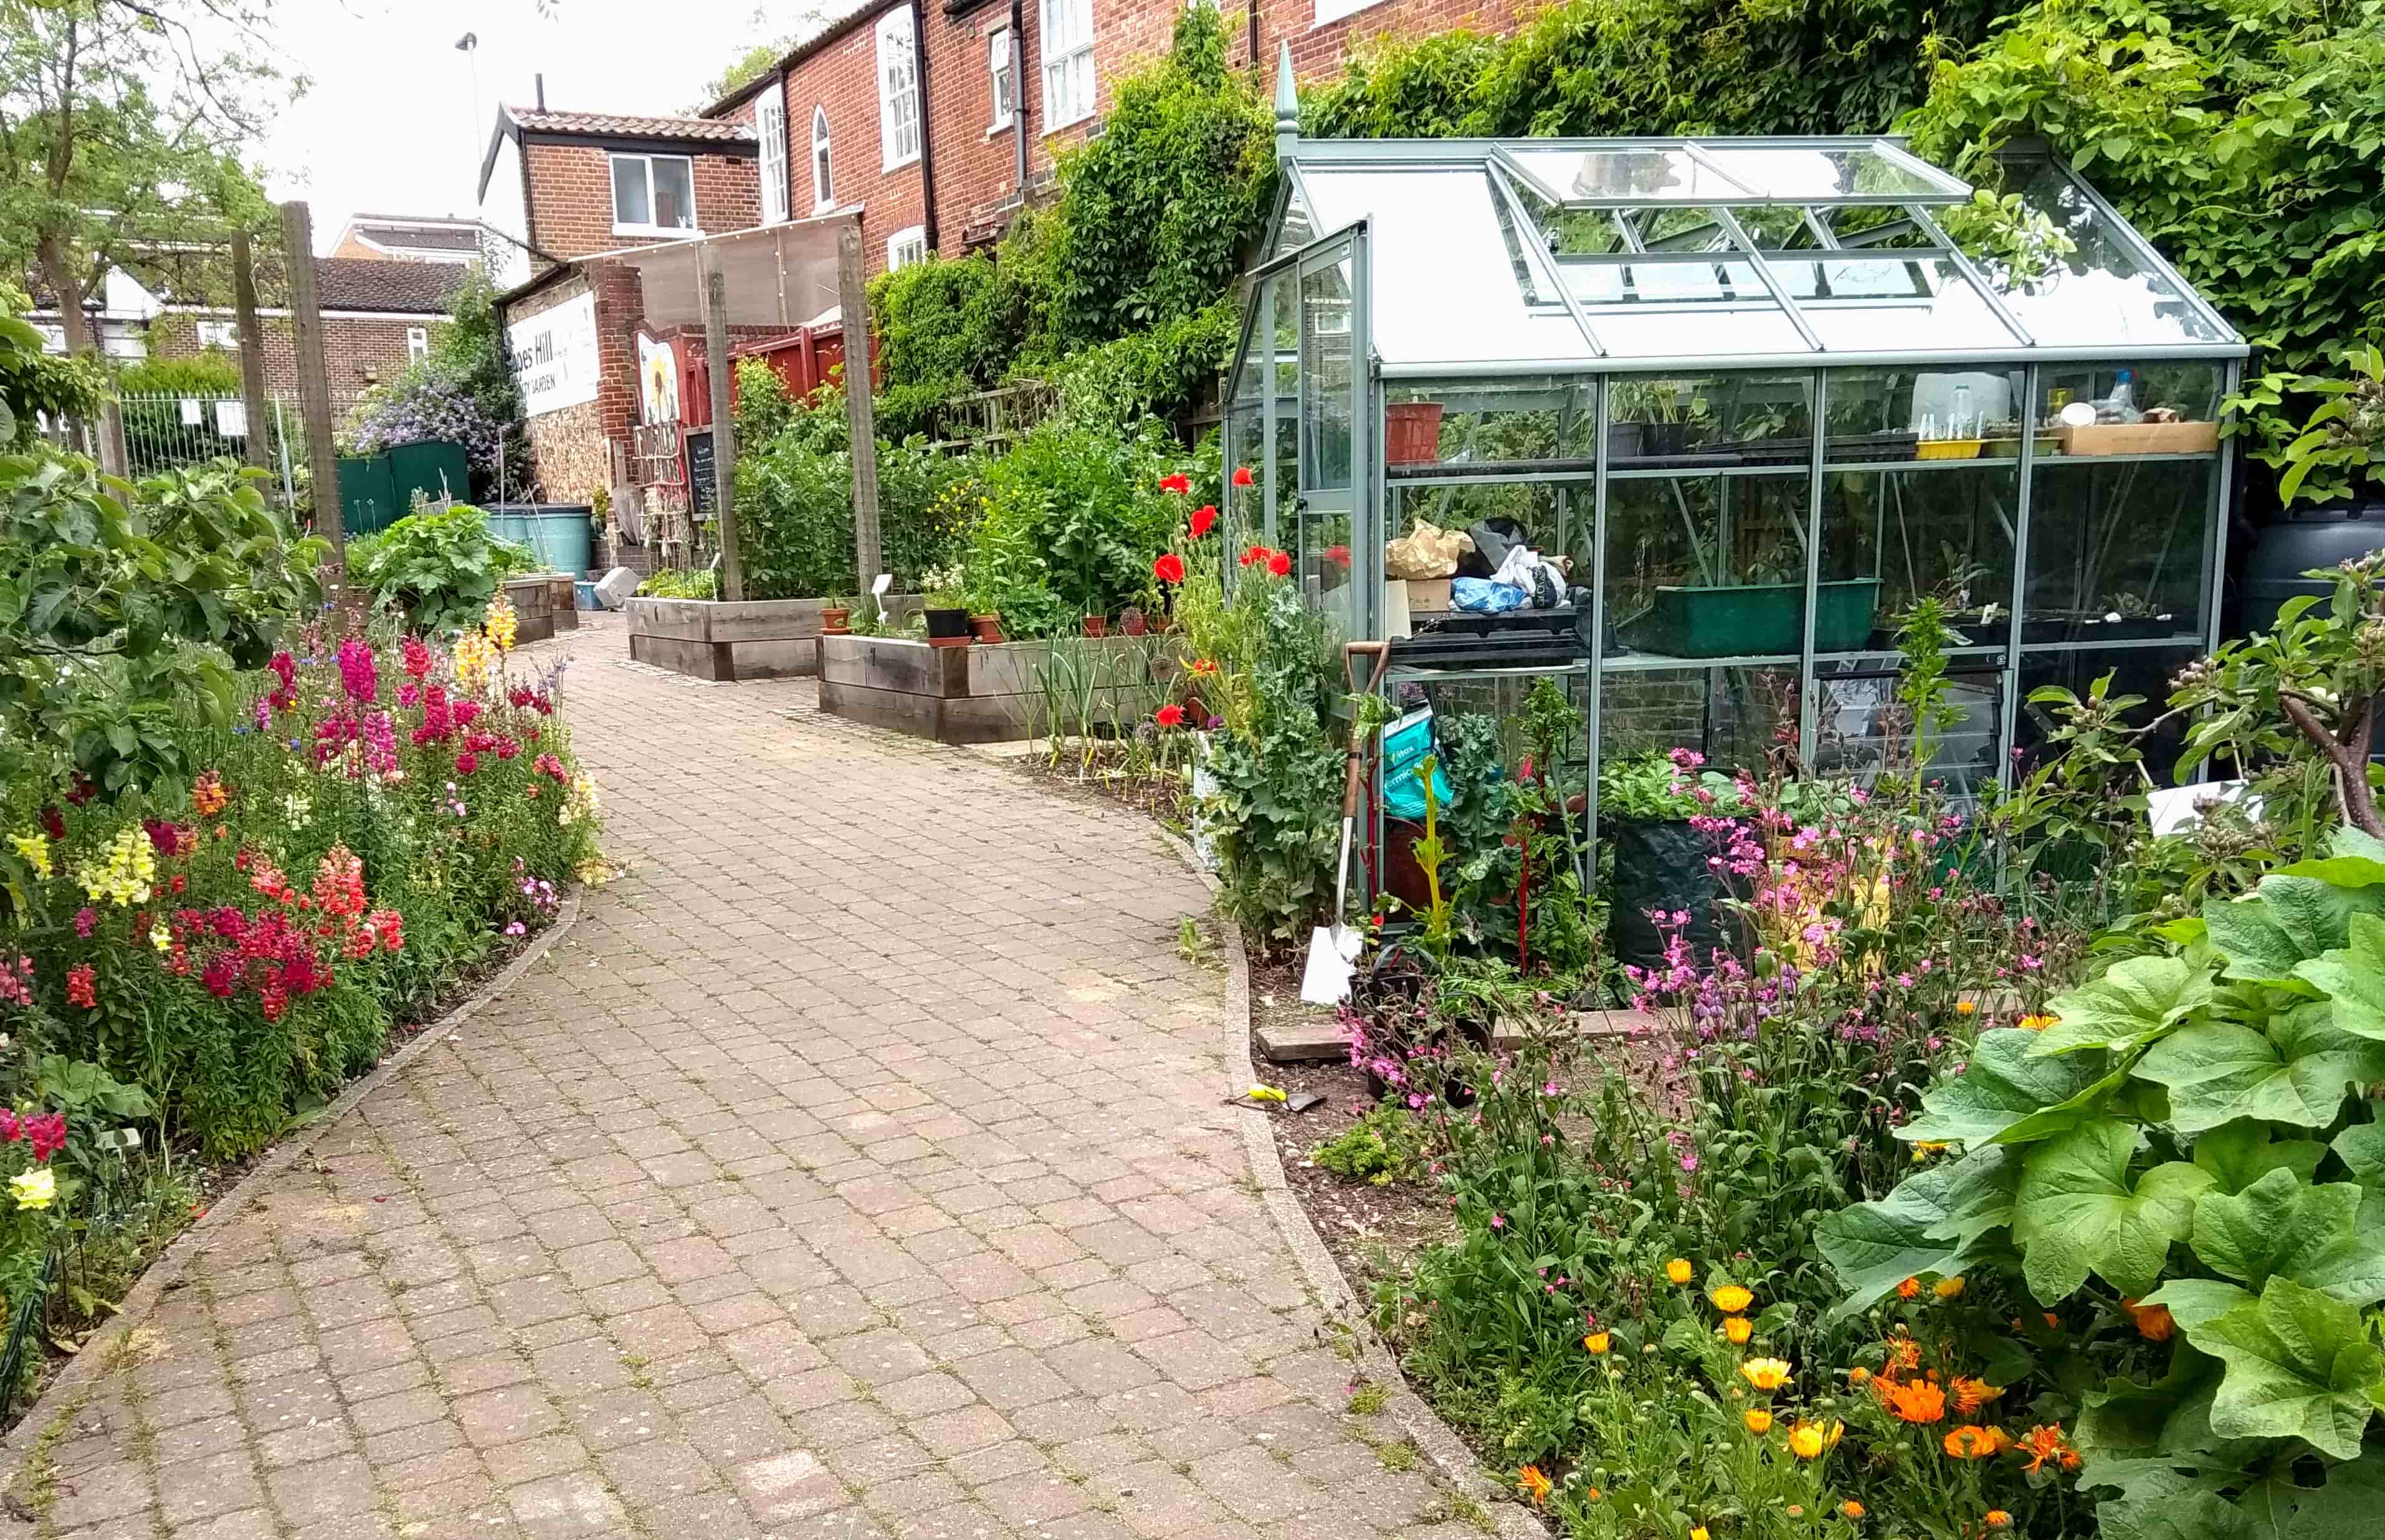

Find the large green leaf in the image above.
[
  {"left": 1818, "top": 1144, "right": 2017, "bottom": 1318},
  {"left": 2198, "top": 1276, "right": 2384, "bottom": 1460},
  {"left": 2332, "top": 1118, "right": 2385, "bottom": 1188},
  {"left": 2190, "top": 1167, "right": 2367, "bottom": 1293},
  {"left": 2248, "top": 873, "right": 2385, "bottom": 970},
  {"left": 2279, "top": 1447, "right": 2385, "bottom": 1540},
  {"left": 2031, "top": 954, "right": 2212, "bottom": 1058},
  {"left": 2134, "top": 1004, "right": 2385, "bottom": 1133},
  {"left": 2014, "top": 1119, "right": 2216, "bottom": 1302},
  {"left": 2206, "top": 893, "right": 2322, "bottom": 986},
  {"left": 1898, "top": 1028, "right": 2115, "bottom": 1146},
  {"left": 2294, "top": 913, "right": 2385, "bottom": 1042},
  {"left": 2145, "top": 1278, "right": 2255, "bottom": 1339},
  {"left": 2077, "top": 1351, "right": 2227, "bottom": 1464},
  {"left": 2271, "top": 827, "right": 2385, "bottom": 894},
  {"left": 2192, "top": 1121, "right": 2328, "bottom": 1194}
]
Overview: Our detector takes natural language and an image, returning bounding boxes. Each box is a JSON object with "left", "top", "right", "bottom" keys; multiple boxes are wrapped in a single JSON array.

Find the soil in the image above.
[{"left": 1006, "top": 742, "right": 1194, "bottom": 831}]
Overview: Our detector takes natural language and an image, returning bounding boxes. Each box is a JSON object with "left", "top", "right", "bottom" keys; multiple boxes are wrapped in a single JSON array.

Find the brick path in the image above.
[{"left": 9, "top": 617, "right": 1471, "bottom": 1539}]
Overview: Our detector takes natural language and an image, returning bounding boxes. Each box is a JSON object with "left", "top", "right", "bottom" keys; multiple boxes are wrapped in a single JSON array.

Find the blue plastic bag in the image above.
[
  {"left": 1453, "top": 577, "right": 1527, "bottom": 614},
  {"left": 1382, "top": 706, "right": 1450, "bottom": 819}
]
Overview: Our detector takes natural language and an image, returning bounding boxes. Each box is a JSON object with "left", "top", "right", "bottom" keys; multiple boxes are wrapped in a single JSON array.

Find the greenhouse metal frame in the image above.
[{"left": 1222, "top": 66, "right": 2250, "bottom": 898}]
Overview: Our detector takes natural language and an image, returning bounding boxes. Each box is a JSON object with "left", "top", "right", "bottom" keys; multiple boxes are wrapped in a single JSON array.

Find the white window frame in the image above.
[
  {"left": 406, "top": 326, "right": 430, "bottom": 361},
  {"left": 755, "top": 93, "right": 789, "bottom": 225},
  {"left": 810, "top": 107, "right": 835, "bottom": 211},
  {"left": 609, "top": 152, "right": 698, "bottom": 237},
  {"left": 886, "top": 226, "right": 927, "bottom": 271},
  {"left": 1039, "top": 0, "right": 1095, "bottom": 131},
  {"left": 876, "top": 9, "right": 921, "bottom": 172},
  {"left": 194, "top": 319, "right": 239, "bottom": 349},
  {"left": 1311, "top": 0, "right": 1389, "bottom": 23},
  {"left": 988, "top": 27, "right": 1016, "bottom": 132}
]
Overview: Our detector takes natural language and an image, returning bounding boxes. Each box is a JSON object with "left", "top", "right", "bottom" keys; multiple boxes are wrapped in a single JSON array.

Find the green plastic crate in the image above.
[{"left": 1628, "top": 579, "right": 1881, "bottom": 658}]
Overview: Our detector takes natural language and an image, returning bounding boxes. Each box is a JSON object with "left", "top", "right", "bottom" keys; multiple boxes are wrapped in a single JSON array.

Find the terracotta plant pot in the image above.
[
  {"left": 969, "top": 613, "right": 1005, "bottom": 644},
  {"left": 821, "top": 607, "right": 851, "bottom": 635},
  {"left": 1120, "top": 608, "right": 1149, "bottom": 637},
  {"left": 1081, "top": 614, "right": 1108, "bottom": 639},
  {"left": 1384, "top": 401, "right": 1445, "bottom": 466}
]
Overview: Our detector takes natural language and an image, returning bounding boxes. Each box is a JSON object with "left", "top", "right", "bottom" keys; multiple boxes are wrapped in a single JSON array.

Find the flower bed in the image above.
[{"left": 0, "top": 597, "right": 603, "bottom": 1410}]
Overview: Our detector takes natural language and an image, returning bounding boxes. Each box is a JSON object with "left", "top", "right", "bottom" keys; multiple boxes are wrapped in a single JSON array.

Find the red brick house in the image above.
[{"left": 141, "top": 258, "right": 468, "bottom": 393}]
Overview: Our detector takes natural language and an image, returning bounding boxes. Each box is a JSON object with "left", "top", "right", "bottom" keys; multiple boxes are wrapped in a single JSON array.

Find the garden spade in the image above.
[{"left": 1302, "top": 641, "right": 1389, "bottom": 1006}]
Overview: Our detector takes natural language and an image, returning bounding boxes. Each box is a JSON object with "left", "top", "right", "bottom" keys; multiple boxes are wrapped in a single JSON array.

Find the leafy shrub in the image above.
[
  {"left": 115, "top": 353, "right": 242, "bottom": 397},
  {"left": 1312, "top": 1103, "right": 1426, "bottom": 1186},
  {"left": 1822, "top": 829, "right": 2385, "bottom": 1534},
  {"left": 351, "top": 504, "right": 536, "bottom": 634},
  {"left": 964, "top": 419, "right": 1192, "bottom": 634},
  {"left": 637, "top": 568, "right": 718, "bottom": 600},
  {"left": 343, "top": 270, "right": 529, "bottom": 500}
]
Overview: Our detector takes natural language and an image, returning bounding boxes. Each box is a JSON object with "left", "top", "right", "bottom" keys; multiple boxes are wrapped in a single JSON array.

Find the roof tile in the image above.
[{"left": 508, "top": 108, "right": 754, "bottom": 143}]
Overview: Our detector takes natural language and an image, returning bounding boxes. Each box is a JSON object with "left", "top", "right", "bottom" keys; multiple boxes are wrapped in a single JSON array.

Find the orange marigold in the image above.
[
  {"left": 1584, "top": 1331, "right": 1612, "bottom": 1354},
  {"left": 1710, "top": 1284, "right": 1754, "bottom": 1313},
  {"left": 1885, "top": 1335, "right": 1922, "bottom": 1374},
  {"left": 1517, "top": 1465, "right": 1553, "bottom": 1508},
  {"left": 1745, "top": 1408, "right": 1774, "bottom": 1435},
  {"left": 2018, "top": 1014, "right": 2056, "bottom": 1030},
  {"left": 1984, "top": 1512, "right": 2014, "bottom": 1531},
  {"left": 1723, "top": 1316, "right": 1753, "bottom": 1345},
  {"left": 2016, "top": 1424, "right": 2079, "bottom": 1474},
  {"left": 1951, "top": 1376, "right": 2003, "bottom": 1415},
  {"left": 2120, "top": 1296, "right": 2176, "bottom": 1343},
  {"left": 1841, "top": 1501, "right": 1867, "bottom": 1520},
  {"left": 1879, "top": 1377, "right": 1948, "bottom": 1425},
  {"left": 1897, "top": 1276, "right": 1922, "bottom": 1299},
  {"left": 1847, "top": 1366, "right": 1872, "bottom": 1386},
  {"left": 1943, "top": 1425, "right": 2011, "bottom": 1460}
]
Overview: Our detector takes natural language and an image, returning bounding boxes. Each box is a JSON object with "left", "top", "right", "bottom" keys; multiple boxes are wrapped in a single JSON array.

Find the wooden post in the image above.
[
  {"left": 279, "top": 200, "right": 346, "bottom": 568},
  {"left": 231, "top": 228, "right": 273, "bottom": 473},
  {"left": 837, "top": 219, "right": 882, "bottom": 591},
  {"left": 700, "top": 243, "right": 745, "bottom": 602}
]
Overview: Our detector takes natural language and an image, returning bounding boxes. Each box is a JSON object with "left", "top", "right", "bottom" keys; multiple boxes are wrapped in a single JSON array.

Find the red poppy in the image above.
[
  {"left": 1326, "top": 544, "right": 1350, "bottom": 566},
  {"left": 1232, "top": 465, "right": 1254, "bottom": 487},
  {"left": 1189, "top": 504, "right": 1217, "bottom": 537},
  {"left": 1267, "top": 550, "right": 1292, "bottom": 578},
  {"left": 1158, "top": 472, "right": 1191, "bottom": 495},
  {"left": 1155, "top": 705, "right": 1186, "bottom": 728},
  {"left": 1153, "top": 552, "right": 1186, "bottom": 584},
  {"left": 1239, "top": 544, "right": 1267, "bottom": 568}
]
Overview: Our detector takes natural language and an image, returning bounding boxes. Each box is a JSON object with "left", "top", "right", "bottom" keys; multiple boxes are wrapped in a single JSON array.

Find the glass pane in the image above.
[
  {"left": 1224, "top": 406, "right": 1262, "bottom": 554},
  {"left": 1275, "top": 179, "right": 1316, "bottom": 259},
  {"left": 1809, "top": 661, "right": 2004, "bottom": 799},
  {"left": 2024, "top": 457, "right": 2216, "bottom": 645},
  {"left": 1819, "top": 462, "right": 2019, "bottom": 654},
  {"left": 1788, "top": 257, "right": 2024, "bottom": 354},
  {"left": 1826, "top": 367, "right": 2027, "bottom": 462},
  {"left": 652, "top": 158, "right": 694, "bottom": 229},
  {"left": 1384, "top": 376, "right": 1597, "bottom": 470},
  {"left": 1307, "top": 168, "right": 1595, "bottom": 367},
  {"left": 2035, "top": 361, "right": 2224, "bottom": 427},
  {"left": 1604, "top": 472, "right": 1812, "bottom": 662},
  {"left": 1507, "top": 147, "right": 1749, "bottom": 204},
  {"left": 1966, "top": 160, "right": 2229, "bottom": 347},
  {"left": 1388, "top": 481, "right": 1590, "bottom": 601},
  {"left": 1599, "top": 665, "right": 1798, "bottom": 779},
  {"left": 1269, "top": 276, "right": 1298, "bottom": 548},
  {"left": 1576, "top": 305, "right": 1813, "bottom": 361},
  {"left": 1299, "top": 249, "right": 1355, "bottom": 493},
  {"left": 1701, "top": 144, "right": 1963, "bottom": 202},
  {"left": 1606, "top": 374, "right": 1813, "bottom": 464},
  {"left": 611, "top": 158, "right": 650, "bottom": 227},
  {"left": 2016, "top": 647, "right": 2198, "bottom": 783}
]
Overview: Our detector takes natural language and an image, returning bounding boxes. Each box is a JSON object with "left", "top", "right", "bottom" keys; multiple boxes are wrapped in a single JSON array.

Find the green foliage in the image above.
[
  {"left": 1599, "top": 749, "right": 1745, "bottom": 822},
  {"left": 1822, "top": 828, "right": 2385, "bottom": 1533},
  {"left": 637, "top": 568, "right": 718, "bottom": 601},
  {"left": 1312, "top": 1101, "right": 1427, "bottom": 1186},
  {"left": 0, "top": 449, "right": 323, "bottom": 804},
  {"left": 1305, "top": 0, "right": 2011, "bottom": 140},
  {"left": 868, "top": 253, "right": 1025, "bottom": 407},
  {"left": 1032, "top": 4, "right": 1273, "bottom": 353},
  {"left": 0, "top": 316, "right": 103, "bottom": 444},
  {"left": 1902, "top": 0, "right": 2385, "bottom": 505},
  {"left": 350, "top": 504, "right": 532, "bottom": 634},
  {"left": 114, "top": 353, "right": 242, "bottom": 397},
  {"left": 1045, "top": 298, "right": 1242, "bottom": 428},
  {"left": 963, "top": 419, "right": 1193, "bottom": 634}
]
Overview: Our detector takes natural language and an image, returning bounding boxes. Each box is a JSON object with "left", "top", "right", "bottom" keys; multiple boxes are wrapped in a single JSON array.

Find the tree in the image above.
[
  {"left": 345, "top": 269, "right": 531, "bottom": 501},
  {"left": 0, "top": 0, "right": 285, "bottom": 359}
]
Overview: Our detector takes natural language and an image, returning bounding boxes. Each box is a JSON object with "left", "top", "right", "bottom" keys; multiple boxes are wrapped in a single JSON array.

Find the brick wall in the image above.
[
  {"left": 773, "top": 7, "right": 930, "bottom": 281},
  {"left": 146, "top": 310, "right": 437, "bottom": 391},
  {"left": 523, "top": 142, "right": 764, "bottom": 262}
]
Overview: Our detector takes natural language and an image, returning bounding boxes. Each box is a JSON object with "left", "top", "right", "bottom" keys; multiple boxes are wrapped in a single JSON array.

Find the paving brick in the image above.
[{"left": 0, "top": 620, "right": 1457, "bottom": 1537}]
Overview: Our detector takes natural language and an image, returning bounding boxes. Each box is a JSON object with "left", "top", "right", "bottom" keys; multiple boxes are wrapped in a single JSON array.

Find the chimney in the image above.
[{"left": 535, "top": 74, "right": 546, "bottom": 110}]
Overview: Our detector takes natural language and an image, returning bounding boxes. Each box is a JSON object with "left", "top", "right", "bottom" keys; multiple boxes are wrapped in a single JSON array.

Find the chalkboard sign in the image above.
[{"left": 685, "top": 431, "right": 717, "bottom": 522}]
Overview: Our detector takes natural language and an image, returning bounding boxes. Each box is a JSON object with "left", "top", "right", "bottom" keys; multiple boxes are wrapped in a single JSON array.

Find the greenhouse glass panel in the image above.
[
  {"left": 1606, "top": 373, "right": 1813, "bottom": 461},
  {"left": 1825, "top": 367, "right": 2028, "bottom": 462},
  {"left": 1503, "top": 146, "right": 1751, "bottom": 205},
  {"left": 1809, "top": 659, "right": 2004, "bottom": 797},
  {"left": 1384, "top": 376, "right": 1597, "bottom": 470},
  {"left": 2017, "top": 647, "right": 2201, "bottom": 782},
  {"left": 2024, "top": 458, "right": 2217, "bottom": 647},
  {"left": 1699, "top": 143, "right": 1966, "bottom": 202},
  {"left": 1817, "top": 461, "right": 2018, "bottom": 656},
  {"left": 1604, "top": 473, "right": 1814, "bottom": 663},
  {"left": 1600, "top": 665, "right": 1796, "bottom": 779},
  {"left": 1970, "top": 161, "right": 2230, "bottom": 349},
  {"left": 1268, "top": 275, "right": 1299, "bottom": 548}
]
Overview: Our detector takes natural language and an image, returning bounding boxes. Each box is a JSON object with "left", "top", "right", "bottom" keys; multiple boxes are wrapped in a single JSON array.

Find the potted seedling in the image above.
[{"left": 821, "top": 597, "right": 853, "bottom": 635}]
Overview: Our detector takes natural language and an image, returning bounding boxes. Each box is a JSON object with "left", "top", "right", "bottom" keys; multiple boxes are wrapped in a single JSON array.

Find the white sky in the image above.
[{"left": 257, "top": 0, "right": 846, "bottom": 249}]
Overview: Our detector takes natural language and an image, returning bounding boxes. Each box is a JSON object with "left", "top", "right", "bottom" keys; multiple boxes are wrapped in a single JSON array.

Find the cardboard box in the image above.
[
  {"left": 1402, "top": 578, "right": 1454, "bottom": 613},
  {"left": 2056, "top": 421, "right": 2219, "bottom": 457}
]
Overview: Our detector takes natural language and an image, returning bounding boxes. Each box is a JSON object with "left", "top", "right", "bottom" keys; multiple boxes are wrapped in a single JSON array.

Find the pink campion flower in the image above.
[{"left": 1490, "top": 1214, "right": 1506, "bottom": 1229}]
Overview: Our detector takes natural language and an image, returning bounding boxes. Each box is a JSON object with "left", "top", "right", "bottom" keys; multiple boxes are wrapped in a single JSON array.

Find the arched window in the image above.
[{"left": 811, "top": 107, "right": 834, "bottom": 211}]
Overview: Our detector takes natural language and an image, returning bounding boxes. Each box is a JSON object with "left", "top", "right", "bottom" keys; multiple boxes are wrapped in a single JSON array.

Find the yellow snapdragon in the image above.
[
  {"left": 455, "top": 629, "right": 497, "bottom": 692},
  {"left": 75, "top": 826, "right": 156, "bottom": 908},
  {"left": 9, "top": 830, "right": 50, "bottom": 881},
  {"left": 484, "top": 593, "right": 519, "bottom": 652}
]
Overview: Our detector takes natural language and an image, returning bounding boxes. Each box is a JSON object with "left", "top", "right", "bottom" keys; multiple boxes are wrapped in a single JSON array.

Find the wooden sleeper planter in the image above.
[{"left": 817, "top": 633, "right": 1161, "bottom": 745}]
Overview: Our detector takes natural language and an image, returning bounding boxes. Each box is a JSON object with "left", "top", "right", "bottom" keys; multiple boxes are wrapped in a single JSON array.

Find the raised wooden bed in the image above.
[
  {"left": 817, "top": 634, "right": 1162, "bottom": 744},
  {"left": 502, "top": 576, "right": 561, "bottom": 645},
  {"left": 624, "top": 596, "right": 837, "bottom": 681}
]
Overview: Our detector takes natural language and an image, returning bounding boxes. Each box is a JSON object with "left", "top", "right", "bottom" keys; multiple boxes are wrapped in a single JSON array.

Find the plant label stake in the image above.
[{"left": 1302, "top": 641, "right": 1390, "bottom": 1006}]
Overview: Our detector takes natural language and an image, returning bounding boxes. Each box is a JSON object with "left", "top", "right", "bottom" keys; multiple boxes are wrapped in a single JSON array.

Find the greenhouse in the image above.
[{"left": 1221, "top": 100, "right": 2249, "bottom": 897}]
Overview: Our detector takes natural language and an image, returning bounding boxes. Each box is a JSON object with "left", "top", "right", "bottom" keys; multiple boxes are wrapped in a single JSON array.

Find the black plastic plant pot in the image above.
[
  {"left": 923, "top": 607, "right": 970, "bottom": 639},
  {"left": 1605, "top": 817, "right": 1730, "bottom": 975}
]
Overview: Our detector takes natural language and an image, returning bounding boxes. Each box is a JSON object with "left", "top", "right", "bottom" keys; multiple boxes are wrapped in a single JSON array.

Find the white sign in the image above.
[
  {"left": 179, "top": 397, "right": 204, "bottom": 425},
  {"left": 507, "top": 290, "right": 599, "bottom": 417},
  {"left": 214, "top": 400, "right": 248, "bottom": 438}
]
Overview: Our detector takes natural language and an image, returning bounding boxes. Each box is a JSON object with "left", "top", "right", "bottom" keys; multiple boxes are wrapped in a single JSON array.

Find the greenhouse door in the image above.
[{"left": 1295, "top": 232, "right": 1369, "bottom": 641}]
